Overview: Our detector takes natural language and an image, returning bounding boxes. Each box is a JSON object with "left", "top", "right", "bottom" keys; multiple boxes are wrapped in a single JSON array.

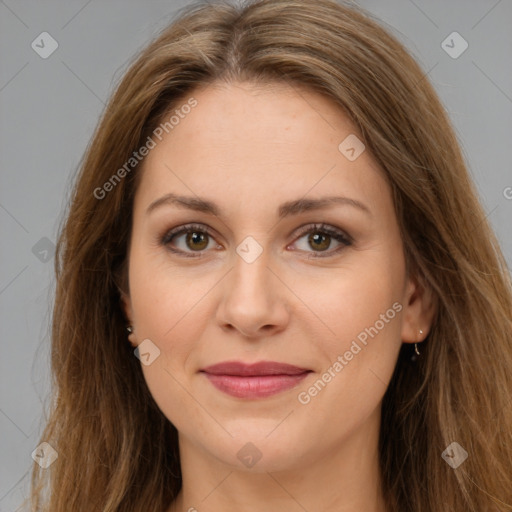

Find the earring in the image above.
[
  {"left": 126, "top": 325, "right": 133, "bottom": 334},
  {"left": 412, "top": 329, "right": 423, "bottom": 361}
]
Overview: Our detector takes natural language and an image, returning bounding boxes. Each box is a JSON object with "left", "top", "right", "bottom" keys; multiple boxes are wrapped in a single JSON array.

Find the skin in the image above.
[{"left": 122, "top": 80, "right": 435, "bottom": 512}]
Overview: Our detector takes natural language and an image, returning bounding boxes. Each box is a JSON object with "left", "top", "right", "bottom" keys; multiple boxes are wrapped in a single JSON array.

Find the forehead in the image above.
[
  {"left": 164, "top": 80, "right": 354, "bottom": 156},
  {"left": 134, "top": 80, "right": 389, "bottom": 218}
]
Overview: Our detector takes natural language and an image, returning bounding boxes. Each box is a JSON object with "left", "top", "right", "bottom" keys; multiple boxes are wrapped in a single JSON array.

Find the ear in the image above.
[
  {"left": 400, "top": 272, "right": 437, "bottom": 344},
  {"left": 120, "top": 291, "right": 138, "bottom": 347}
]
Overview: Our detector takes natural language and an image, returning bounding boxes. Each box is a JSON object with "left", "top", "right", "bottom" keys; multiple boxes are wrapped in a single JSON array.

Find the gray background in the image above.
[{"left": 0, "top": 0, "right": 511, "bottom": 509}]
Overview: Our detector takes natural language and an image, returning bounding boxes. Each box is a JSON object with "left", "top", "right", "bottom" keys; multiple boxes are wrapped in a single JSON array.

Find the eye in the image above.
[
  {"left": 160, "top": 223, "right": 219, "bottom": 258},
  {"left": 290, "top": 223, "right": 352, "bottom": 257}
]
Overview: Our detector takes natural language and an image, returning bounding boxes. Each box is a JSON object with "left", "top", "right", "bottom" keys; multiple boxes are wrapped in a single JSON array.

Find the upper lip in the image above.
[{"left": 201, "top": 361, "right": 311, "bottom": 376}]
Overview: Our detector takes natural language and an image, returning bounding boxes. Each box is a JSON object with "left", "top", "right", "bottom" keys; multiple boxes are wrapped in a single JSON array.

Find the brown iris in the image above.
[
  {"left": 308, "top": 232, "right": 330, "bottom": 251},
  {"left": 186, "top": 231, "right": 209, "bottom": 251}
]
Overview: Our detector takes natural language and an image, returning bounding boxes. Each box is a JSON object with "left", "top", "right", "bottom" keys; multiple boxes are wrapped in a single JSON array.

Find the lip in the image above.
[{"left": 200, "top": 361, "right": 312, "bottom": 399}]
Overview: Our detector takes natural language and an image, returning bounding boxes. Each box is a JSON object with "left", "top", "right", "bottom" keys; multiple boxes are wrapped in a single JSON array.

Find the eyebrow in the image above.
[{"left": 146, "top": 193, "right": 372, "bottom": 219}]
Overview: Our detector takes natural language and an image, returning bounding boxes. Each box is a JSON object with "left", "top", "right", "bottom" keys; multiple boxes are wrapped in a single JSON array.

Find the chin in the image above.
[{"left": 199, "top": 426, "right": 311, "bottom": 473}]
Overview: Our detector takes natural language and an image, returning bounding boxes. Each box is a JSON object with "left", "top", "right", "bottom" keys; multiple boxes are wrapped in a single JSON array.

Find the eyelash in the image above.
[{"left": 160, "top": 222, "right": 353, "bottom": 259}]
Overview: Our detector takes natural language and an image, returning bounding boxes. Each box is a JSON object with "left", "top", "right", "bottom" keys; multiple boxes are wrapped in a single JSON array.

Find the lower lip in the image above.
[{"left": 202, "top": 372, "right": 310, "bottom": 398}]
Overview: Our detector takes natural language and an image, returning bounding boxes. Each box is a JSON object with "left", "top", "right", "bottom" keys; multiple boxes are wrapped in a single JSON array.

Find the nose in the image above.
[{"left": 216, "top": 249, "right": 290, "bottom": 339}]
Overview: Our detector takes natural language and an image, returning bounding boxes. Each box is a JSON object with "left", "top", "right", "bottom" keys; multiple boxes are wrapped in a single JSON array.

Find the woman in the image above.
[{"left": 28, "top": 0, "right": 512, "bottom": 510}]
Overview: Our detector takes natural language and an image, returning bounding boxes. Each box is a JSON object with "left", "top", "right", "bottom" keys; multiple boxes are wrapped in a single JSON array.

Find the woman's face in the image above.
[{"left": 123, "top": 80, "right": 429, "bottom": 473}]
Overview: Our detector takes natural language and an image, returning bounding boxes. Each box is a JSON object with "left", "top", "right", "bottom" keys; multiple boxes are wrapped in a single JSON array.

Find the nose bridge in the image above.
[
  {"left": 217, "top": 236, "right": 288, "bottom": 336},
  {"left": 229, "top": 240, "right": 274, "bottom": 304}
]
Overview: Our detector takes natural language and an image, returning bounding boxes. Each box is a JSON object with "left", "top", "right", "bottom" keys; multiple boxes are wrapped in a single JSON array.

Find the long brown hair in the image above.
[{"left": 28, "top": 0, "right": 512, "bottom": 510}]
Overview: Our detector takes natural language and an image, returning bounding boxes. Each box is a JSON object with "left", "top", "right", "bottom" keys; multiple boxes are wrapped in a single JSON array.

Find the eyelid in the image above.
[
  {"left": 160, "top": 223, "right": 216, "bottom": 245},
  {"left": 292, "top": 222, "right": 353, "bottom": 244}
]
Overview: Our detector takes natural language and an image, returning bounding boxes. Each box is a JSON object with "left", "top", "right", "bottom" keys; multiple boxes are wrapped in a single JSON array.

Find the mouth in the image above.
[{"left": 200, "top": 361, "right": 313, "bottom": 399}]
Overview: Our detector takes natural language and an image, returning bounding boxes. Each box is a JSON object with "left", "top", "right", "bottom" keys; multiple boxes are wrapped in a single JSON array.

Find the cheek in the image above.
[
  {"left": 290, "top": 277, "right": 403, "bottom": 446},
  {"left": 128, "top": 242, "right": 206, "bottom": 336},
  {"left": 129, "top": 276, "right": 205, "bottom": 366},
  {"left": 293, "top": 251, "right": 405, "bottom": 409},
  {"left": 127, "top": 253, "right": 212, "bottom": 427},
  {"left": 298, "top": 251, "right": 404, "bottom": 348},
  {"left": 128, "top": 249, "right": 218, "bottom": 385}
]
